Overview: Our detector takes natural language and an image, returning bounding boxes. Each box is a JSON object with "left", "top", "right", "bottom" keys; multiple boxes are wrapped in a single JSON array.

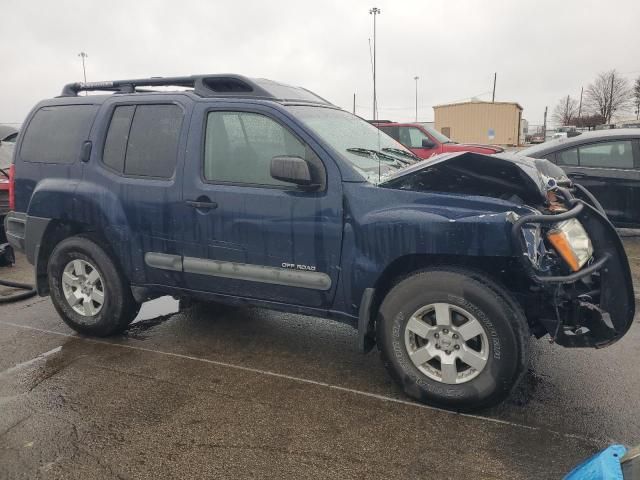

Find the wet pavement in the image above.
[{"left": 1, "top": 241, "right": 639, "bottom": 479}]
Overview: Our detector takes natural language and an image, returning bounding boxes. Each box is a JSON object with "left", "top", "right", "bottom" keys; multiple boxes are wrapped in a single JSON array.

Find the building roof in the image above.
[{"left": 433, "top": 100, "right": 523, "bottom": 111}]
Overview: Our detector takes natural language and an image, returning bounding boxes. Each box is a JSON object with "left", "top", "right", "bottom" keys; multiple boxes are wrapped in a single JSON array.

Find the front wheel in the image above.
[{"left": 377, "top": 268, "right": 529, "bottom": 411}]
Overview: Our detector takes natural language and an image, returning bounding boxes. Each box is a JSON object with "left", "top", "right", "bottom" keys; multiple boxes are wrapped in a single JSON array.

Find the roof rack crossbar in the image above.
[
  {"left": 61, "top": 76, "right": 200, "bottom": 96},
  {"left": 59, "top": 74, "right": 333, "bottom": 106}
]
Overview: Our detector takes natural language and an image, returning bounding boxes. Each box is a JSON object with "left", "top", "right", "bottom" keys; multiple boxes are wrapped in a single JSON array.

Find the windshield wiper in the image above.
[
  {"left": 381, "top": 147, "right": 420, "bottom": 162},
  {"left": 346, "top": 147, "right": 411, "bottom": 166}
]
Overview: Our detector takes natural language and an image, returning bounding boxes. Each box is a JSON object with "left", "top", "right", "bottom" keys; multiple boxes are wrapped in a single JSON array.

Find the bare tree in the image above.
[
  {"left": 575, "top": 114, "right": 605, "bottom": 129},
  {"left": 552, "top": 95, "right": 579, "bottom": 126},
  {"left": 633, "top": 77, "right": 640, "bottom": 120},
  {"left": 584, "top": 70, "right": 631, "bottom": 123}
]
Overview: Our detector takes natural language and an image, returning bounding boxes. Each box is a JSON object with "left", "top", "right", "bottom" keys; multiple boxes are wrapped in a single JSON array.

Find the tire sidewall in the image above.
[{"left": 380, "top": 271, "right": 523, "bottom": 409}]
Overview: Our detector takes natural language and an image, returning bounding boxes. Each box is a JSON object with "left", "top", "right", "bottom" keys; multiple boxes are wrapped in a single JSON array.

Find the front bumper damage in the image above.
[{"left": 512, "top": 190, "right": 635, "bottom": 348}]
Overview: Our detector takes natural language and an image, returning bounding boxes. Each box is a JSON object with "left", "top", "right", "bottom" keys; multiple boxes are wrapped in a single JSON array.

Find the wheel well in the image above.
[
  {"left": 35, "top": 220, "right": 106, "bottom": 294},
  {"left": 367, "top": 254, "right": 523, "bottom": 344}
]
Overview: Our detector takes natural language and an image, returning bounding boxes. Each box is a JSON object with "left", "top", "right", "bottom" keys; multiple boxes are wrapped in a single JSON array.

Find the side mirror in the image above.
[
  {"left": 421, "top": 138, "right": 436, "bottom": 149},
  {"left": 270, "top": 156, "right": 317, "bottom": 189}
]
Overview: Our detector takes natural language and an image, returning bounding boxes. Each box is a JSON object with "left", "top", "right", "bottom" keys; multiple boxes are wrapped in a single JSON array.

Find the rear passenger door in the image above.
[
  {"left": 179, "top": 103, "right": 343, "bottom": 308},
  {"left": 85, "top": 97, "right": 191, "bottom": 287},
  {"left": 555, "top": 139, "right": 640, "bottom": 227}
]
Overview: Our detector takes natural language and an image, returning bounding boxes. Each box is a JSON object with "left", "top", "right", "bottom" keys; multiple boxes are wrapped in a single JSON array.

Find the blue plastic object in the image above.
[{"left": 564, "top": 444, "right": 627, "bottom": 480}]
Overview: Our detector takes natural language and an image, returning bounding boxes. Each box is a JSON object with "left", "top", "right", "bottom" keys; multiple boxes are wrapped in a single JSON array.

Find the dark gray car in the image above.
[{"left": 518, "top": 129, "right": 640, "bottom": 228}]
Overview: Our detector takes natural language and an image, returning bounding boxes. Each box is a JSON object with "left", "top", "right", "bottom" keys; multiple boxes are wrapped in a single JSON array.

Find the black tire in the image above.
[
  {"left": 48, "top": 235, "right": 140, "bottom": 336},
  {"left": 377, "top": 267, "right": 529, "bottom": 411}
]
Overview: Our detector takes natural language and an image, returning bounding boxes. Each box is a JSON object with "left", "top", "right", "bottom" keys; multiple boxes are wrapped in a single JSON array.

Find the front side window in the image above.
[
  {"left": 204, "top": 111, "right": 315, "bottom": 187},
  {"left": 578, "top": 141, "right": 634, "bottom": 169},
  {"left": 399, "top": 127, "right": 430, "bottom": 149},
  {"left": 102, "top": 104, "right": 182, "bottom": 178},
  {"left": 21, "top": 105, "right": 98, "bottom": 164}
]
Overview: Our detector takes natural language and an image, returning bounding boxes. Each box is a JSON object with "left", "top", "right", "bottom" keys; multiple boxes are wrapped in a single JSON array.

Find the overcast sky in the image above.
[{"left": 1, "top": 0, "right": 639, "bottom": 127}]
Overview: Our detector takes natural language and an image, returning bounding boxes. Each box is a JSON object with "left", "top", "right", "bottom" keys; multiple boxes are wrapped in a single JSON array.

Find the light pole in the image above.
[
  {"left": 78, "top": 52, "right": 88, "bottom": 84},
  {"left": 414, "top": 76, "right": 419, "bottom": 122},
  {"left": 369, "top": 7, "right": 381, "bottom": 120}
]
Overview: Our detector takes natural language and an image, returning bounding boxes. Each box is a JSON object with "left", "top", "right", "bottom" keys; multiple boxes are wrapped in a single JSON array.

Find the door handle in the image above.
[{"left": 186, "top": 200, "right": 218, "bottom": 210}]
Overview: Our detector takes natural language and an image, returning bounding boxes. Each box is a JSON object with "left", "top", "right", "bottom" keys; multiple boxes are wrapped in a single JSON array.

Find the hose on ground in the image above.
[{"left": 0, "top": 278, "right": 38, "bottom": 303}]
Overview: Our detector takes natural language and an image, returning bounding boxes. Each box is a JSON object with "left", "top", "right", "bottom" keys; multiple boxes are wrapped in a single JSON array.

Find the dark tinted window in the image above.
[
  {"left": 125, "top": 105, "right": 182, "bottom": 177},
  {"left": 204, "top": 111, "right": 315, "bottom": 187},
  {"left": 379, "top": 126, "right": 400, "bottom": 141},
  {"left": 578, "top": 141, "right": 634, "bottom": 169},
  {"left": 21, "top": 105, "right": 97, "bottom": 163},
  {"left": 103, "top": 105, "right": 134, "bottom": 173}
]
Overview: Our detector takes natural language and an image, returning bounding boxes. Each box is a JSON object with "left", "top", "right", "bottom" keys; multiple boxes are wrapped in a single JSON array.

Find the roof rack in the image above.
[{"left": 59, "top": 74, "right": 333, "bottom": 105}]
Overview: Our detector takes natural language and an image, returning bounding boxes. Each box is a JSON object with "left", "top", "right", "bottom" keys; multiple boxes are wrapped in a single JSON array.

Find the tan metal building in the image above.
[{"left": 434, "top": 101, "right": 523, "bottom": 146}]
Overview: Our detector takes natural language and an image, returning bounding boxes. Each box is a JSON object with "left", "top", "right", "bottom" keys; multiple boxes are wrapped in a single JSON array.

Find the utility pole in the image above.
[
  {"left": 414, "top": 76, "right": 419, "bottom": 122},
  {"left": 543, "top": 106, "right": 548, "bottom": 139},
  {"left": 369, "top": 7, "right": 381, "bottom": 120},
  {"left": 353, "top": 93, "right": 356, "bottom": 115},
  {"left": 492, "top": 72, "right": 497, "bottom": 102},
  {"left": 78, "top": 52, "right": 88, "bottom": 96},
  {"left": 578, "top": 86, "right": 584, "bottom": 119},
  {"left": 608, "top": 72, "right": 615, "bottom": 123}
]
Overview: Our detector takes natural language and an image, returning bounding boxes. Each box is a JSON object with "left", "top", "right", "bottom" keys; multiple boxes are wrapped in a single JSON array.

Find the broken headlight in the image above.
[{"left": 546, "top": 219, "right": 593, "bottom": 272}]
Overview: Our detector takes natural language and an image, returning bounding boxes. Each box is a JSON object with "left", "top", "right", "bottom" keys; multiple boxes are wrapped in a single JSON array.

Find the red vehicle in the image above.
[
  {"left": 373, "top": 121, "right": 504, "bottom": 159},
  {"left": 0, "top": 128, "right": 18, "bottom": 241}
]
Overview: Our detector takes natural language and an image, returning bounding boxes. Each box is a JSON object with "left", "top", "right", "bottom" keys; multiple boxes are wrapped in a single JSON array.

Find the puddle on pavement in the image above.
[{"left": 125, "top": 296, "right": 180, "bottom": 339}]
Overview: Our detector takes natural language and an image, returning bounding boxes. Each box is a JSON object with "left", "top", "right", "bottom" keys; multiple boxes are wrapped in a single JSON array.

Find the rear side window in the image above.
[
  {"left": 21, "top": 105, "right": 97, "bottom": 164},
  {"left": 102, "top": 104, "right": 182, "bottom": 178},
  {"left": 557, "top": 148, "right": 578, "bottom": 166},
  {"left": 379, "top": 126, "right": 400, "bottom": 141}
]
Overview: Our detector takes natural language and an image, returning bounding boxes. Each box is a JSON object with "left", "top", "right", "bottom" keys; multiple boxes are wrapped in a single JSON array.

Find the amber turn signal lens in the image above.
[{"left": 547, "top": 230, "right": 580, "bottom": 272}]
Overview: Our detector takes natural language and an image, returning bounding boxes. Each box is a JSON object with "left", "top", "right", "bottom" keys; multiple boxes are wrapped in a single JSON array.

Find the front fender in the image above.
[{"left": 340, "top": 183, "right": 532, "bottom": 314}]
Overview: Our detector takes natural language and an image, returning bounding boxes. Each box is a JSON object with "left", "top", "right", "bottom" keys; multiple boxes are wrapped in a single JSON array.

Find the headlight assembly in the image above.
[{"left": 546, "top": 219, "right": 593, "bottom": 271}]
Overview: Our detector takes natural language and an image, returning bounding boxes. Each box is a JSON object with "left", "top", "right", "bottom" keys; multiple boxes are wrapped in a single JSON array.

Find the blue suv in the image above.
[{"left": 4, "top": 75, "right": 635, "bottom": 410}]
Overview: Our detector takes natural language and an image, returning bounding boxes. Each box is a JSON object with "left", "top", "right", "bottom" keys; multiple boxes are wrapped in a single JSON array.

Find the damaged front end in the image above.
[
  {"left": 382, "top": 151, "right": 635, "bottom": 348},
  {"left": 512, "top": 187, "right": 635, "bottom": 348}
]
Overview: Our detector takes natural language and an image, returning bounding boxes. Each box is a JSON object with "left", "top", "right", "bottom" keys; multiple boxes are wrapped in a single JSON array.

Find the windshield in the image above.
[
  {"left": 288, "top": 106, "right": 414, "bottom": 184},
  {"left": 421, "top": 124, "right": 453, "bottom": 143}
]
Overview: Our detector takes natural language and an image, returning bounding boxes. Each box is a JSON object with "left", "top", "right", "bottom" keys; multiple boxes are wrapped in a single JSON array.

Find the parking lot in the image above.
[{"left": 1, "top": 240, "right": 639, "bottom": 480}]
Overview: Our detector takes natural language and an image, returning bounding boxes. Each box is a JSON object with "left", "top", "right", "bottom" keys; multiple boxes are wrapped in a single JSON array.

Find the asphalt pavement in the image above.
[{"left": 1, "top": 241, "right": 639, "bottom": 479}]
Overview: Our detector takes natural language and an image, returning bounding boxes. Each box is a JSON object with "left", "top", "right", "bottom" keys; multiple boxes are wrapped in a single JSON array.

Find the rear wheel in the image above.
[
  {"left": 48, "top": 236, "right": 140, "bottom": 336},
  {"left": 377, "top": 268, "right": 528, "bottom": 411}
]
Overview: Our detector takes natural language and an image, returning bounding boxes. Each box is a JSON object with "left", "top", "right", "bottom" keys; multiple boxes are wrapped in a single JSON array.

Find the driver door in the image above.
[{"left": 179, "top": 103, "right": 344, "bottom": 308}]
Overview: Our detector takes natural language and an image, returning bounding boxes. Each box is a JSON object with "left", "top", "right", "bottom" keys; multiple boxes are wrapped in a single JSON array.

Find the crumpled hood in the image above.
[{"left": 380, "top": 151, "right": 570, "bottom": 205}]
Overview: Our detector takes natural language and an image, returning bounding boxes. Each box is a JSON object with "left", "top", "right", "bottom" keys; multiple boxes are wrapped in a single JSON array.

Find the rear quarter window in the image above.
[{"left": 20, "top": 105, "right": 98, "bottom": 164}]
